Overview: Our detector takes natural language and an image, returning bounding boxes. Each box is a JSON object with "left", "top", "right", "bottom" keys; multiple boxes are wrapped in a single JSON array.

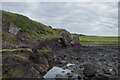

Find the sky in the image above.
[{"left": 1, "top": 2, "right": 118, "bottom": 36}]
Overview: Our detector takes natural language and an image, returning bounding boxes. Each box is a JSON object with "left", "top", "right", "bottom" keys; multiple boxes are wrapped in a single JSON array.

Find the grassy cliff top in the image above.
[{"left": 2, "top": 10, "right": 69, "bottom": 44}]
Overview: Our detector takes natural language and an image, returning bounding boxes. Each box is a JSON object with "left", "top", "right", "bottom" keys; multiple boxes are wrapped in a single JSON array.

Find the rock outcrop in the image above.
[
  {"left": 2, "top": 50, "right": 51, "bottom": 78},
  {"left": 31, "top": 37, "right": 61, "bottom": 53},
  {"left": 71, "top": 34, "right": 80, "bottom": 47},
  {"left": 59, "top": 31, "right": 72, "bottom": 47},
  {"left": 31, "top": 32, "right": 80, "bottom": 53}
]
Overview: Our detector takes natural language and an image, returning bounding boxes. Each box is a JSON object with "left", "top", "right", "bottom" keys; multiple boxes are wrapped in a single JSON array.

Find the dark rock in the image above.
[
  {"left": 59, "top": 31, "right": 72, "bottom": 47},
  {"left": 79, "top": 64, "right": 84, "bottom": 68},
  {"left": 3, "top": 54, "right": 32, "bottom": 78},
  {"left": 99, "top": 58, "right": 106, "bottom": 62},
  {"left": 83, "top": 64, "right": 97, "bottom": 77},
  {"left": 95, "top": 73, "right": 110, "bottom": 80},
  {"left": 31, "top": 37, "right": 61, "bottom": 52},
  {"left": 102, "top": 68, "right": 112, "bottom": 75},
  {"left": 78, "top": 75, "right": 82, "bottom": 79},
  {"left": 83, "top": 76, "right": 92, "bottom": 80},
  {"left": 2, "top": 51, "right": 50, "bottom": 78}
]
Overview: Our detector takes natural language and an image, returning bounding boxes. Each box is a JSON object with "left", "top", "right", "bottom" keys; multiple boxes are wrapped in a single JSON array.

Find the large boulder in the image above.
[
  {"left": 83, "top": 64, "right": 97, "bottom": 77},
  {"left": 59, "top": 31, "right": 72, "bottom": 47}
]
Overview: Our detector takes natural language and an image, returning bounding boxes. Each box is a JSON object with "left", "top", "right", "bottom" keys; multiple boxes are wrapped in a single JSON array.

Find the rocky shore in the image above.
[
  {"left": 2, "top": 32, "right": 119, "bottom": 80},
  {"left": 51, "top": 45, "right": 119, "bottom": 80}
]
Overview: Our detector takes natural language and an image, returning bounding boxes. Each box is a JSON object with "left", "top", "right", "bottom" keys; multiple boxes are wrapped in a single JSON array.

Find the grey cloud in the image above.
[{"left": 2, "top": 2, "right": 118, "bottom": 36}]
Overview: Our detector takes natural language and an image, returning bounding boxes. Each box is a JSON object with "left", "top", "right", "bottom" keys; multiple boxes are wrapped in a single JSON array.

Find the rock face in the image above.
[
  {"left": 83, "top": 64, "right": 97, "bottom": 77},
  {"left": 59, "top": 31, "right": 72, "bottom": 47},
  {"left": 9, "top": 23, "right": 21, "bottom": 36},
  {"left": 71, "top": 34, "right": 80, "bottom": 47},
  {"left": 2, "top": 50, "right": 50, "bottom": 78},
  {"left": 31, "top": 32, "right": 74, "bottom": 52},
  {"left": 31, "top": 37, "right": 61, "bottom": 52}
]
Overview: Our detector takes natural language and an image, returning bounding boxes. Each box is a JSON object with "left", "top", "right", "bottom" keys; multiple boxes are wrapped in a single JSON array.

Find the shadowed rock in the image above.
[
  {"left": 31, "top": 32, "right": 73, "bottom": 53},
  {"left": 2, "top": 51, "right": 49, "bottom": 78},
  {"left": 31, "top": 37, "right": 61, "bottom": 53},
  {"left": 83, "top": 64, "right": 97, "bottom": 77}
]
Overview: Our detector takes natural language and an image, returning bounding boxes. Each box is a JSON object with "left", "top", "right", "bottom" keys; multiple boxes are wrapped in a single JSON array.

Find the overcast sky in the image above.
[{"left": 2, "top": 2, "right": 118, "bottom": 36}]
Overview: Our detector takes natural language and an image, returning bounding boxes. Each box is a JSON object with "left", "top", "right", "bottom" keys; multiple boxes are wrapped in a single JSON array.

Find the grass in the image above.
[
  {"left": 71, "top": 34, "right": 119, "bottom": 44},
  {"left": 0, "top": 48, "right": 32, "bottom": 52},
  {"left": 80, "top": 41, "right": 95, "bottom": 44},
  {"left": 79, "top": 36, "right": 119, "bottom": 42},
  {"left": 1, "top": 48, "right": 51, "bottom": 53}
]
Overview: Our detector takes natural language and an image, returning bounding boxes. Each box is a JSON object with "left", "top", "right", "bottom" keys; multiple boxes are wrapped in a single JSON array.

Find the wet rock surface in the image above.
[
  {"left": 49, "top": 45, "right": 119, "bottom": 79},
  {"left": 2, "top": 42, "right": 119, "bottom": 79}
]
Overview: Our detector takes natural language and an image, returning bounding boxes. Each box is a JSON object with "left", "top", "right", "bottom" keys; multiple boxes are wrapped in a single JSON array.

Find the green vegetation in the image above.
[
  {"left": 2, "top": 10, "right": 119, "bottom": 45},
  {"left": 2, "top": 10, "right": 68, "bottom": 44},
  {"left": 79, "top": 35, "right": 119, "bottom": 44},
  {"left": 0, "top": 48, "right": 32, "bottom": 52},
  {"left": 71, "top": 34, "right": 119, "bottom": 44},
  {"left": 79, "top": 35, "right": 119, "bottom": 42},
  {"left": 2, "top": 68, "right": 23, "bottom": 78},
  {"left": 1, "top": 48, "right": 51, "bottom": 54}
]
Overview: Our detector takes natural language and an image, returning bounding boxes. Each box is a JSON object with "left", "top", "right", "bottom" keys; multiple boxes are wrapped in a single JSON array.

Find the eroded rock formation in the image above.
[{"left": 31, "top": 32, "right": 81, "bottom": 53}]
